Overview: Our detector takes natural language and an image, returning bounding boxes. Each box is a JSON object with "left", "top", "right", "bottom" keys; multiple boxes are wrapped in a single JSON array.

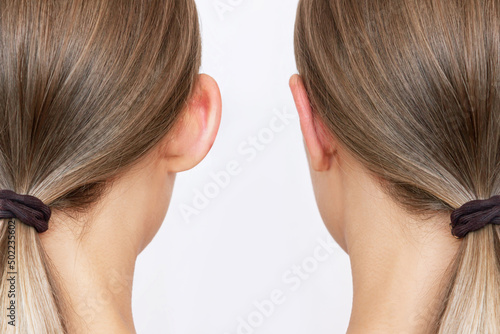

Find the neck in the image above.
[
  {"left": 341, "top": 174, "right": 460, "bottom": 333},
  {"left": 41, "top": 212, "right": 139, "bottom": 333},
  {"left": 39, "top": 157, "right": 173, "bottom": 333},
  {"left": 40, "top": 200, "right": 141, "bottom": 333}
]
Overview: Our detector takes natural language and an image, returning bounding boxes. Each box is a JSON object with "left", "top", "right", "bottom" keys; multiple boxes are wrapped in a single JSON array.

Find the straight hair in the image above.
[
  {"left": 0, "top": 1, "right": 201, "bottom": 332},
  {"left": 294, "top": 0, "right": 500, "bottom": 332}
]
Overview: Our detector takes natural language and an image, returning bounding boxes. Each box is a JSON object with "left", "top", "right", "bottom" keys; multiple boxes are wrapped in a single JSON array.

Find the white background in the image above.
[{"left": 132, "top": 1, "right": 353, "bottom": 333}]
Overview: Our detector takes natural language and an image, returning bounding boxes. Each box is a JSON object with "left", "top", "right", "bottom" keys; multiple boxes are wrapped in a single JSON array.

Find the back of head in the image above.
[
  {"left": 294, "top": 0, "right": 499, "bottom": 332},
  {"left": 0, "top": 0, "right": 200, "bottom": 332}
]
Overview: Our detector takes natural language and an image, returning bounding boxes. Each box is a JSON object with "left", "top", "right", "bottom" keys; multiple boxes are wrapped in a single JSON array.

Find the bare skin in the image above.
[
  {"left": 39, "top": 74, "right": 222, "bottom": 334},
  {"left": 289, "top": 74, "right": 461, "bottom": 334}
]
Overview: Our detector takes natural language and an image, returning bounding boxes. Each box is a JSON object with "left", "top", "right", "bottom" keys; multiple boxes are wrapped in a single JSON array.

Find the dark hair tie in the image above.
[
  {"left": 450, "top": 195, "right": 500, "bottom": 239},
  {"left": 0, "top": 189, "right": 51, "bottom": 233}
]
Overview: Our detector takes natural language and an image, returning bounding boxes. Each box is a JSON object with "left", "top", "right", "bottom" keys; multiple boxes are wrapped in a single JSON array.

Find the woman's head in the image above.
[
  {"left": 0, "top": 0, "right": 220, "bottom": 332},
  {"left": 291, "top": 0, "right": 499, "bottom": 332}
]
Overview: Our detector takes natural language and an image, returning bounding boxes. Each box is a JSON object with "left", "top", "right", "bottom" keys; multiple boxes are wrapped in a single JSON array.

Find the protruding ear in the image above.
[
  {"left": 161, "top": 74, "right": 222, "bottom": 172},
  {"left": 289, "top": 74, "right": 335, "bottom": 171}
]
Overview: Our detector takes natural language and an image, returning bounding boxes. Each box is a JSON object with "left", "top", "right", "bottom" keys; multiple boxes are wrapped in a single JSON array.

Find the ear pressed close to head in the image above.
[
  {"left": 160, "top": 73, "right": 222, "bottom": 173},
  {"left": 289, "top": 74, "right": 336, "bottom": 172}
]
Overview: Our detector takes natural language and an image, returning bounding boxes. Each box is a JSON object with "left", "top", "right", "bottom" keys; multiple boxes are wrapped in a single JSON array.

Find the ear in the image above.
[
  {"left": 289, "top": 74, "right": 335, "bottom": 171},
  {"left": 162, "top": 74, "right": 222, "bottom": 173}
]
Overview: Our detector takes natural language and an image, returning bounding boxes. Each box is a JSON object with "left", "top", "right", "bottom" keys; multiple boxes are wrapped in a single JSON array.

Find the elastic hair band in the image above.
[
  {"left": 450, "top": 195, "right": 500, "bottom": 239},
  {"left": 0, "top": 189, "right": 51, "bottom": 233}
]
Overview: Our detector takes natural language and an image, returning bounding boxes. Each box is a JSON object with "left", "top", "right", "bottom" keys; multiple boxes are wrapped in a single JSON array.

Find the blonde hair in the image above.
[
  {"left": 294, "top": 0, "right": 500, "bottom": 332},
  {"left": 0, "top": 0, "right": 201, "bottom": 332}
]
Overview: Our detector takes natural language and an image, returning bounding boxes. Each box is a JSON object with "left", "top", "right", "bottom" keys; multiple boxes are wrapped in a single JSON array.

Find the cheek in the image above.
[
  {"left": 162, "top": 172, "right": 176, "bottom": 208},
  {"left": 144, "top": 173, "right": 176, "bottom": 246},
  {"left": 154, "top": 173, "right": 176, "bottom": 224},
  {"left": 309, "top": 168, "right": 347, "bottom": 250}
]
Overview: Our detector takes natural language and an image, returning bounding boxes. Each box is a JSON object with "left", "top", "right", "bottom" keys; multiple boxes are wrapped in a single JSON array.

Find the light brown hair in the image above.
[
  {"left": 294, "top": 0, "right": 500, "bottom": 332},
  {"left": 0, "top": 0, "right": 201, "bottom": 332}
]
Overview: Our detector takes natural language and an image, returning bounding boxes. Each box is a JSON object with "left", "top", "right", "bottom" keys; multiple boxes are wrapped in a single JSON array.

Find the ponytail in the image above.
[
  {"left": 436, "top": 226, "right": 500, "bottom": 333},
  {"left": 0, "top": 0, "right": 202, "bottom": 332},
  {"left": 294, "top": 0, "right": 500, "bottom": 332},
  {"left": 1, "top": 220, "right": 68, "bottom": 333}
]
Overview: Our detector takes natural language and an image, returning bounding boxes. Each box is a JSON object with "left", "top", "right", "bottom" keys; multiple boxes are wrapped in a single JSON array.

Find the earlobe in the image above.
[
  {"left": 162, "top": 74, "right": 222, "bottom": 173},
  {"left": 289, "top": 74, "right": 334, "bottom": 171}
]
